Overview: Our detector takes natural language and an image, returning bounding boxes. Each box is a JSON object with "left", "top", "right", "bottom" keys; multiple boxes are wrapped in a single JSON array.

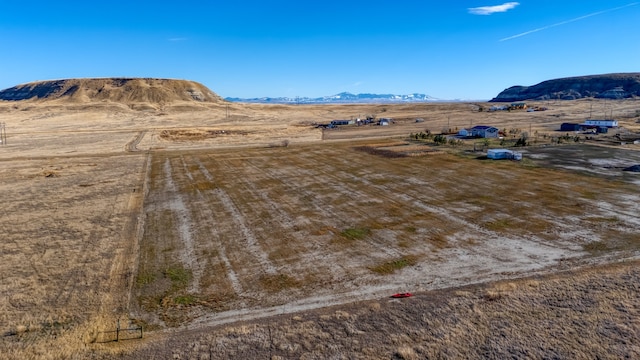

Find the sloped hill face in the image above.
[
  {"left": 491, "top": 73, "right": 640, "bottom": 102},
  {"left": 0, "top": 78, "right": 225, "bottom": 104}
]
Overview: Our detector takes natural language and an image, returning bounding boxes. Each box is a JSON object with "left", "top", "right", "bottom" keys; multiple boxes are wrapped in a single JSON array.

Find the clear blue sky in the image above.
[{"left": 1, "top": 1, "right": 638, "bottom": 100}]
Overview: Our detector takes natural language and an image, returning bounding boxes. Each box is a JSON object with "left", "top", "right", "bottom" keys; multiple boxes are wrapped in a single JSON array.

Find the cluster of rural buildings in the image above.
[
  {"left": 489, "top": 102, "right": 547, "bottom": 112},
  {"left": 560, "top": 119, "right": 619, "bottom": 134},
  {"left": 318, "top": 109, "right": 621, "bottom": 161},
  {"left": 318, "top": 117, "right": 394, "bottom": 128},
  {"left": 457, "top": 119, "right": 619, "bottom": 140}
]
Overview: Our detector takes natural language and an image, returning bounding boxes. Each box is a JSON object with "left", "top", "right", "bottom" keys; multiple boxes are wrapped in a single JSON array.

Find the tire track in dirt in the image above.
[
  {"left": 594, "top": 199, "right": 640, "bottom": 227},
  {"left": 180, "top": 155, "right": 194, "bottom": 181},
  {"left": 191, "top": 158, "right": 244, "bottom": 296},
  {"left": 163, "top": 158, "right": 202, "bottom": 294},
  {"left": 195, "top": 158, "right": 277, "bottom": 276},
  {"left": 280, "top": 149, "right": 410, "bottom": 259},
  {"left": 184, "top": 283, "right": 410, "bottom": 330},
  {"left": 125, "top": 131, "right": 146, "bottom": 152},
  {"left": 214, "top": 155, "right": 361, "bottom": 294},
  {"left": 217, "top": 159, "right": 315, "bottom": 245},
  {"left": 233, "top": 153, "right": 364, "bottom": 283},
  {"left": 126, "top": 151, "right": 152, "bottom": 311},
  {"left": 92, "top": 153, "right": 151, "bottom": 342}
]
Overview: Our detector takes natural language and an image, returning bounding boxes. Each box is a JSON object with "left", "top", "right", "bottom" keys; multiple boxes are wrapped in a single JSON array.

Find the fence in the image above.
[{"left": 97, "top": 321, "right": 143, "bottom": 343}]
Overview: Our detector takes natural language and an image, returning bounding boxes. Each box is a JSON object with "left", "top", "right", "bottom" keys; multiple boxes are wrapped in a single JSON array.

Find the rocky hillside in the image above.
[
  {"left": 0, "top": 78, "right": 225, "bottom": 104},
  {"left": 491, "top": 73, "right": 640, "bottom": 102}
]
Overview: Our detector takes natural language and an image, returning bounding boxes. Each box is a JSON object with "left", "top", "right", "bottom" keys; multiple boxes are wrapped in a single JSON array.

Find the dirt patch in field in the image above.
[
  {"left": 523, "top": 144, "right": 640, "bottom": 182},
  {"left": 158, "top": 129, "right": 250, "bottom": 141},
  {"left": 353, "top": 143, "right": 443, "bottom": 158}
]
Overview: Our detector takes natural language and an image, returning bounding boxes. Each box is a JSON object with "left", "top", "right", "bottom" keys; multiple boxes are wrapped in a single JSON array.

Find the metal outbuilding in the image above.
[
  {"left": 583, "top": 119, "right": 618, "bottom": 128},
  {"left": 487, "top": 149, "right": 522, "bottom": 161}
]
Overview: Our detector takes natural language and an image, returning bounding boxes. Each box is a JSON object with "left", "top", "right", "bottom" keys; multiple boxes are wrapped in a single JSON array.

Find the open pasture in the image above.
[
  {"left": 1, "top": 98, "right": 640, "bottom": 358},
  {"left": 133, "top": 141, "right": 640, "bottom": 328}
]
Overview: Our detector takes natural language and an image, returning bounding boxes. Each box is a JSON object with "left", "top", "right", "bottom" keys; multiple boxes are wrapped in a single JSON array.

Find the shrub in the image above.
[
  {"left": 369, "top": 255, "right": 419, "bottom": 275},
  {"left": 341, "top": 227, "right": 370, "bottom": 240},
  {"left": 433, "top": 134, "right": 447, "bottom": 145},
  {"left": 164, "top": 266, "right": 191, "bottom": 288}
]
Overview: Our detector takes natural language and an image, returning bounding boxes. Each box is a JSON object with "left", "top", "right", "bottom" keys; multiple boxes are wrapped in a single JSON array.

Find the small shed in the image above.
[
  {"left": 487, "top": 149, "right": 522, "bottom": 161},
  {"left": 458, "top": 128, "right": 470, "bottom": 137}
]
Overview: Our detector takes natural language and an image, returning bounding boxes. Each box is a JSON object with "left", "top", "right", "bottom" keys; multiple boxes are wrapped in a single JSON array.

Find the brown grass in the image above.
[
  {"left": 2, "top": 98, "right": 640, "bottom": 358},
  {"left": 106, "top": 261, "right": 640, "bottom": 359}
]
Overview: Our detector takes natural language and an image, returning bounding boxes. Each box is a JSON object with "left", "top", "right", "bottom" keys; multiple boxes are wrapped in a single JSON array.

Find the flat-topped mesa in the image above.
[
  {"left": 491, "top": 73, "right": 640, "bottom": 102},
  {"left": 0, "top": 78, "right": 225, "bottom": 104}
]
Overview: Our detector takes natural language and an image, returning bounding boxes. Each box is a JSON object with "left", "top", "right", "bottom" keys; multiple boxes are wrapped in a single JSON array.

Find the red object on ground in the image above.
[{"left": 390, "top": 292, "right": 413, "bottom": 298}]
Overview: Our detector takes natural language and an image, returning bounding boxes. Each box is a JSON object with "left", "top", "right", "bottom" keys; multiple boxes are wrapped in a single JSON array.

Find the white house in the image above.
[{"left": 470, "top": 125, "right": 500, "bottom": 138}]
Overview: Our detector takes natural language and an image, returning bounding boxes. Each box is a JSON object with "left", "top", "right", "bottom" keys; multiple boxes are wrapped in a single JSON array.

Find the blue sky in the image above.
[{"left": 0, "top": 1, "right": 638, "bottom": 99}]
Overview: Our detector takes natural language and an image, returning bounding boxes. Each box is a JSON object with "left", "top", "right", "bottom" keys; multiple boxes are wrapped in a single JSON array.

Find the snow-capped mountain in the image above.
[{"left": 225, "top": 92, "right": 439, "bottom": 104}]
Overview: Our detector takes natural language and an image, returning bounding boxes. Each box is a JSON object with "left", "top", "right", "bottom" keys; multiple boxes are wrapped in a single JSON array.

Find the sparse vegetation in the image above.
[
  {"left": 2, "top": 97, "right": 640, "bottom": 358},
  {"left": 174, "top": 294, "right": 197, "bottom": 305},
  {"left": 165, "top": 266, "right": 192, "bottom": 288},
  {"left": 340, "top": 227, "right": 371, "bottom": 241},
  {"left": 433, "top": 134, "right": 447, "bottom": 145},
  {"left": 259, "top": 274, "right": 301, "bottom": 292},
  {"left": 369, "top": 255, "right": 419, "bottom": 274}
]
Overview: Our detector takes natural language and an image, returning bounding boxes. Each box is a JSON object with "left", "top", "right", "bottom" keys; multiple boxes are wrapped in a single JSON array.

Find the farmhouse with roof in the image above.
[{"left": 470, "top": 125, "right": 500, "bottom": 138}]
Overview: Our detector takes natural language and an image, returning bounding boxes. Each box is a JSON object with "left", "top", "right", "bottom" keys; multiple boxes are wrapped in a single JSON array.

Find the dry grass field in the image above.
[{"left": 1, "top": 98, "right": 640, "bottom": 359}]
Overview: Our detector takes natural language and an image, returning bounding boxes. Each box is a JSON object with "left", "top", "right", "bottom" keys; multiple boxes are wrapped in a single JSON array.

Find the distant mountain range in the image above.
[{"left": 225, "top": 92, "right": 440, "bottom": 104}]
